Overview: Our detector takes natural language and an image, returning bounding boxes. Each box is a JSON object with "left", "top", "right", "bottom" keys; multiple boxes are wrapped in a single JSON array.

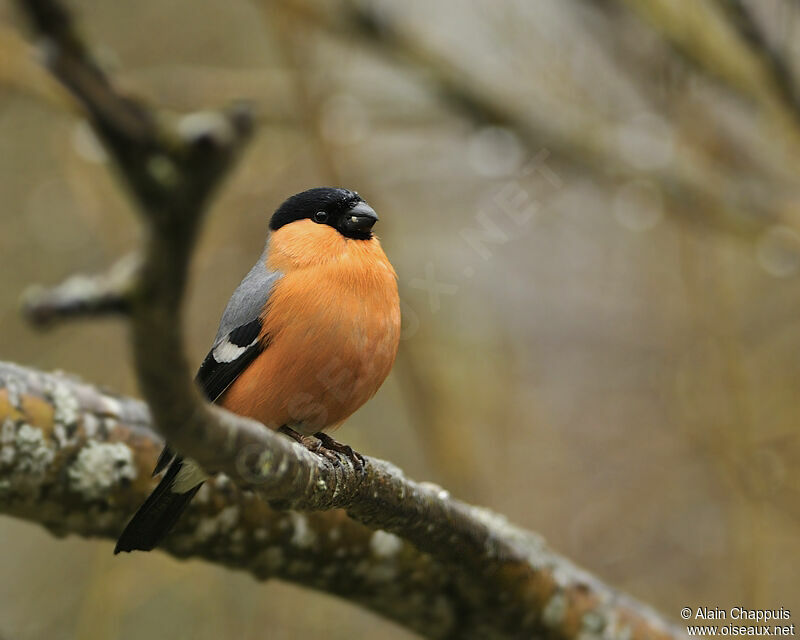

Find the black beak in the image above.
[{"left": 340, "top": 201, "right": 379, "bottom": 236}]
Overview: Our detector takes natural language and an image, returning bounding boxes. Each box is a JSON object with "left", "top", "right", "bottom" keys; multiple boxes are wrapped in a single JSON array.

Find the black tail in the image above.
[{"left": 114, "top": 459, "right": 202, "bottom": 554}]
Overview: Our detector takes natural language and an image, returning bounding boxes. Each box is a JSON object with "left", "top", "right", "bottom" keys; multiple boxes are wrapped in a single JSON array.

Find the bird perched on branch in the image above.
[{"left": 115, "top": 187, "right": 401, "bottom": 553}]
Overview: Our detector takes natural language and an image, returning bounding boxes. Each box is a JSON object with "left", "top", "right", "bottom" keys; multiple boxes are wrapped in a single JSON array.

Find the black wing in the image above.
[
  {"left": 151, "top": 317, "right": 267, "bottom": 477},
  {"left": 196, "top": 317, "right": 267, "bottom": 402}
]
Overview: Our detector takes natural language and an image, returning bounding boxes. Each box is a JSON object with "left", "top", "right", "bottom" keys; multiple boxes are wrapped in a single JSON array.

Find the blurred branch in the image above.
[
  {"left": 714, "top": 0, "right": 800, "bottom": 122},
  {"left": 11, "top": 0, "right": 685, "bottom": 638},
  {"left": 617, "top": 0, "right": 769, "bottom": 92},
  {"left": 277, "top": 0, "right": 797, "bottom": 238},
  {"left": 619, "top": 0, "right": 800, "bottom": 149},
  {"left": 22, "top": 253, "right": 140, "bottom": 327}
]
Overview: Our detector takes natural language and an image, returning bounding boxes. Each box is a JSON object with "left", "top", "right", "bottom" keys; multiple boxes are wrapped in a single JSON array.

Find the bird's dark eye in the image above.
[{"left": 313, "top": 211, "right": 329, "bottom": 223}]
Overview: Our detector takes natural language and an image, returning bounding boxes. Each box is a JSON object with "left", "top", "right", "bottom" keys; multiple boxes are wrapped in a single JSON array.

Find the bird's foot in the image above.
[
  {"left": 313, "top": 432, "right": 366, "bottom": 475},
  {"left": 278, "top": 425, "right": 341, "bottom": 465},
  {"left": 278, "top": 426, "right": 366, "bottom": 474}
]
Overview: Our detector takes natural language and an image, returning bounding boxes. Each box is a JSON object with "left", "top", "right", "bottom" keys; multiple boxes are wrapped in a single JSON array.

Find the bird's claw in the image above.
[
  {"left": 279, "top": 426, "right": 366, "bottom": 474},
  {"left": 314, "top": 432, "right": 367, "bottom": 475}
]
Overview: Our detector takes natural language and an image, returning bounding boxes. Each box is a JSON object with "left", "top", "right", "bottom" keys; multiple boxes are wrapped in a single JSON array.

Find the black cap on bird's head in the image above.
[{"left": 269, "top": 187, "right": 379, "bottom": 240}]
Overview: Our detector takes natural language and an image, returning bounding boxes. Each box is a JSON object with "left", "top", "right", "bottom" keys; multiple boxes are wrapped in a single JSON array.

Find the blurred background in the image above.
[{"left": 1, "top": 0, "right": 799, "bottom": 637}]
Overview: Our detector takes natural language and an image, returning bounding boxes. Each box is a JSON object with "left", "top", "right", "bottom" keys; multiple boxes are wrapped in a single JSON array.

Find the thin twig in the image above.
[{"left": 22, "top": 253, "right": 140, "bottom": 326}]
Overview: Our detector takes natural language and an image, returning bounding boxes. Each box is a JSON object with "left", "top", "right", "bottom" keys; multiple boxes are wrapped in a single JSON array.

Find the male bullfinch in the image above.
[{"left": 114, "top": 187, "right": 401, "bottom": 554}]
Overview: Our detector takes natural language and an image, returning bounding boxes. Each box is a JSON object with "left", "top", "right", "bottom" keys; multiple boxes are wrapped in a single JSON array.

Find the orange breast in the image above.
[{"left": 218, "top": 220, "right": 401, "bottom": 434}]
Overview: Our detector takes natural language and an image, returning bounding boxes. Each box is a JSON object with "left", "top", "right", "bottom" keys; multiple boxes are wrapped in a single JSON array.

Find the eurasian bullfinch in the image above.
[{"left": 114, "top": 187, "right": 401, "bottom": 553}]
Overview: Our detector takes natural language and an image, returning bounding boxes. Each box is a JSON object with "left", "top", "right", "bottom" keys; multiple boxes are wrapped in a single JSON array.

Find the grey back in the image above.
[{"left": 213, "top": 247, "right": 283, "bottom": 344}]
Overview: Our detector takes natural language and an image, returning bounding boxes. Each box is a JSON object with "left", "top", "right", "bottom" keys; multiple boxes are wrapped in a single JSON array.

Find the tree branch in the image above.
[
  {"left": 0, "top": 360, "right": 681, "bottom": 640},
  {"left": 0, "top": 361, "right": 455, "bottom": 637},
  {"left": 12, "top": 0, "right": 685, "bottom": 637},
  {"left": 22, "top": 253, "right": 140, "bottom": 326}
]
